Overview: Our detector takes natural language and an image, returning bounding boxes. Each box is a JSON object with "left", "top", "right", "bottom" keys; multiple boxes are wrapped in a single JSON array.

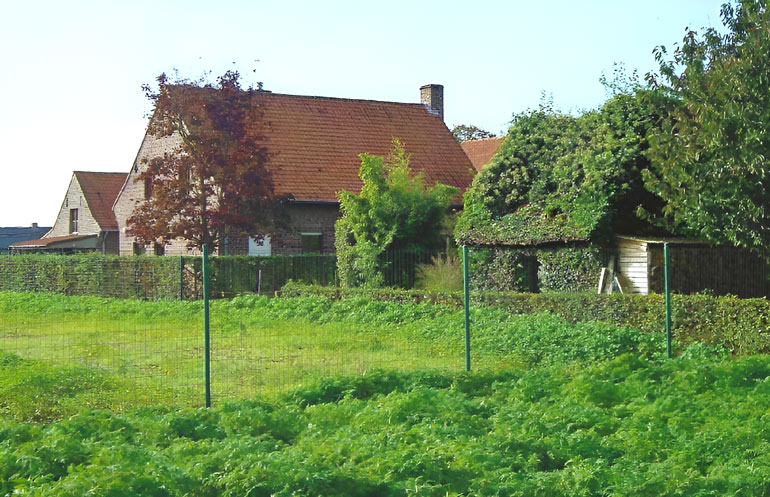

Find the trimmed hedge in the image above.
[
  {"left": 0, "top": 254, "right": 338, "bottom": 301},
  {"left": 280, "top": 282, "right": 770, "bottom": 356}
]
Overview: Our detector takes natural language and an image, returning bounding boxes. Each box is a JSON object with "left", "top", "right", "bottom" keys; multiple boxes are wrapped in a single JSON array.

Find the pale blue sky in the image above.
[{"left": 0, "top": 0, "right": 726, "bottom": 226}]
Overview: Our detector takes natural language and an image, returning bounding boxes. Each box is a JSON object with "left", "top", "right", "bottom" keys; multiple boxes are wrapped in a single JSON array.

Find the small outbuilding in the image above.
[{"left": 615, "top": 236, "right": 767, "bottom": 298}]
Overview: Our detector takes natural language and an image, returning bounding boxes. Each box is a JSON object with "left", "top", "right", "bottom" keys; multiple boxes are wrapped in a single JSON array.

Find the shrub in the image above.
[{"left": 415, "top": 254, "right": 463, "bottom": 293}]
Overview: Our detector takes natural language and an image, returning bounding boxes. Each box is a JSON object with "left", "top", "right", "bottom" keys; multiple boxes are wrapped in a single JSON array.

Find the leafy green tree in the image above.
[
  {"left": 456, "top": 91, "right": 667, "bottom": 246},
  {"left": 335, "top": 139, "right": 458, "bottom": 287},
  {"left": 450, "top": 124, "right": 496, "bottom": 143},
  {"left": 645, "top": 0, "right": 770, "bottom": 256}
]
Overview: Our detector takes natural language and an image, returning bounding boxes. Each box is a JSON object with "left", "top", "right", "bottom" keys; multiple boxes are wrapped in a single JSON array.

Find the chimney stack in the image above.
[
  {"left": 420, "top": 84, "right": 444, "bottom": 121},
  {"left": 31, "top": 223, "right": 38, "bottom": 228}
]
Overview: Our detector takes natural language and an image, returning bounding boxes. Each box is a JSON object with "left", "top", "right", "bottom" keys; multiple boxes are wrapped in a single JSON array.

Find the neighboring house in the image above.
[
  {"left": 114, "top": 84, "right": 475, "bottom": 256},
  {"left": 460, "top": 137, "right": 505, "bottom": 172},
  {"left": 0, "top": 224, "right": 51, "bottom": 254},
  {"left": 10, "top": 172, "right": 127, "bottom": 254}
]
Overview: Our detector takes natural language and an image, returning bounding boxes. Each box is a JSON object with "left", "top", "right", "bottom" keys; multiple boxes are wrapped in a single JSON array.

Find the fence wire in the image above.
[{"left": 0, "top": 251, "right": 462, "bottom": 409}]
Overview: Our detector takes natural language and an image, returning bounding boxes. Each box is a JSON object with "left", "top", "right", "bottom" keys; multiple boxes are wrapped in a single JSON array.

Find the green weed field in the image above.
[
  {"left": 2, "top": 291, "right": 769, "bottom": 495},
  {"left": 2, "top": 354, "right": 770, "bottom": 496}
]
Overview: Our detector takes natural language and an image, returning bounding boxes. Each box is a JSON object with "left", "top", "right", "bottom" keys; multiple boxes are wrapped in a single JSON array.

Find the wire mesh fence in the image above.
[
  {"left": 0, "top": 302, "right": 206, "bottom": 409},
  {"left": 0, "top": 296, "right": 463, "bottom": 409},
  {"left": 0, "top": 248, "right": 463, "bottom": 410},
  {"left": 2, "top": 241, "right": 768, "bottom": 412},
  {"left": 0, "top": 249, "right": 442, "bottom": 301}
]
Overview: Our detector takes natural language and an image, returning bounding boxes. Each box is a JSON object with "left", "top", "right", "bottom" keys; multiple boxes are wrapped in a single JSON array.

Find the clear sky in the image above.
[{"left": 0, "top": 0, "right": 726, "bottom": 227}]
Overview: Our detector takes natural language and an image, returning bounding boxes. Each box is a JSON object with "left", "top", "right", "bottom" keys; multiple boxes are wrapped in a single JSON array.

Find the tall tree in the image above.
[
  {"left": 645, "top": 0, "right": 770, "bottom": 256},
  {"left": 127, "top": 71, "right": 286, "bottom": 252},
  {"left": 335, "top": 139, "right": 458, "bottom": 287},
  {"left": 450, "top": 124, "right": 496, "bottom": 143}
]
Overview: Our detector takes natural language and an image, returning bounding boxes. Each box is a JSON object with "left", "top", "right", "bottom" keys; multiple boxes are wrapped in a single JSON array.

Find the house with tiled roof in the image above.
[
  {"left": 0, "top": 224, "right": 51, "bottom": 254},
  {"left": 114, "top": 84, "right": 475, "bottom": 256},
  {"left": 11, "top": 172, "right": 127, "bottom": 254},
  {"left": 461, "top": 137, "right": 504, "bottom": 172}
]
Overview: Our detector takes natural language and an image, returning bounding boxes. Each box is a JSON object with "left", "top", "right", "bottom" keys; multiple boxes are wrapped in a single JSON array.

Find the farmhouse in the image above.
[
  {"left": 10, "top": 172, "right": 126, "bottom": 254},
  {"left": 114, "top": 84, "right": 475, "bottom": 256}
]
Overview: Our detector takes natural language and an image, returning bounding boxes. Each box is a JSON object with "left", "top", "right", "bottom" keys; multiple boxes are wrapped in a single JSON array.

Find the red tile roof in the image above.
[
  {"left": 461, "top": 137, "right": 505, "bottom": 172},
  {"left": 168, "top": 88, "right": 475, "bottom": 202},
  {"left": 10, "top": 234, "right": 96, "bottom": 247},
  {"left": 74, "top": 172, "right": 127, "bottom": 230}
]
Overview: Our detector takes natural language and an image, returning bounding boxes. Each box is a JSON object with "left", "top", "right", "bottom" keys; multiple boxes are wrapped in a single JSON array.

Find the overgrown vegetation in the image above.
[
  {"left": 645, "top": 0, "right": 770, "bottom": 257},
  {"left": 3, "top": 289, "right": 770, "bottom": 494},
  {"left": 1, "top": 289, "right": 674, "bottom": 421},
  {"left": 5, "top": 352, "right": 770, "bottom": 496},
  {"left": 415, "top": 254, "right": 463, "bottom": 292},
  {"left": 282, "top": 282, "right": 770, "bottom": 356},
  {"left": 335, "top": 139, "right": 458, "bottom": 288},
  {"left": 455, "top": 87, "right": 668, "bottom": 248}
]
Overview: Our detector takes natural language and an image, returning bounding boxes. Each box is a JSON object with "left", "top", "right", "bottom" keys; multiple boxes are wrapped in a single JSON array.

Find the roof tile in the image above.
[{"left": 74, "top": 172, "right": 127, "bottom": 230}]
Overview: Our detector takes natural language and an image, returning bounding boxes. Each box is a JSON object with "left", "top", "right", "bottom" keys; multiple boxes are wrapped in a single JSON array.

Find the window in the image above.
[
  {"left": 144, "top": 177, "right": 153, "bottom": 199},
  {"left": 248, "top": 235, "right": 272, "bottom": 256},
  {"left": 300, "top": 232, "right": 322, "bottom": 254},
  {"left": 69, "top": 209, "right": 78, "bottom": 233},
  {"left": 133, "top": 242, "right": 146, "bottom": 255},
  {"left": 153, "top": 243, "right": 165, "bottom": 256}
]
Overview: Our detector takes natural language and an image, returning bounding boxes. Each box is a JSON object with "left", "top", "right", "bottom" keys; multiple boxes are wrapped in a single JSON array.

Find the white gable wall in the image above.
[{"left": 47, "top": 174, "right": 101, "bottom": 237}]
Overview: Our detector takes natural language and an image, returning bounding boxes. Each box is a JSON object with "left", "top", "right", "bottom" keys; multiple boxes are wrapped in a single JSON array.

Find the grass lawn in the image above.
[{"left": 0, "top": 292, "right": 468, "bottom": 412}]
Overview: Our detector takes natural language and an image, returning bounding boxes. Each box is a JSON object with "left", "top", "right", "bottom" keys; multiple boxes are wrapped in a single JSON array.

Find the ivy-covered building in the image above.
[{"left": 456, "top": 212, "right": 768, "bottom": 298}]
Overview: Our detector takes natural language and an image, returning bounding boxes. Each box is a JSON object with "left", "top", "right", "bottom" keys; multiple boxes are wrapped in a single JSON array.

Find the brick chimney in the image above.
[{"left": 420, "top": 84, "right": 444, "bottom": 120}]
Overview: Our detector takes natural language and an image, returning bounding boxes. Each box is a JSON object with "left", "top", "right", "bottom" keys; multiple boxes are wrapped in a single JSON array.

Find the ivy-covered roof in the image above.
[{"left": 456, "top": 203, "right": 600, "bottom": 246}]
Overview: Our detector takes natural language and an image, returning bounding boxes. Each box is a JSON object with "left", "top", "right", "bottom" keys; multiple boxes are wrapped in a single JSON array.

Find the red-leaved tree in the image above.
[{"left": 127, "top": 71, "right": 288, "bottom": 252}]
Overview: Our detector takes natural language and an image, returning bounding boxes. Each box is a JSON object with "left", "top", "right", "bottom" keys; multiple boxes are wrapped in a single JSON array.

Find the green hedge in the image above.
[
  {"left": 0, "top": 254, "right": 180, "bottom": 300},
  {"left": 467, "top": 245, "right": 609, "bottom": 293},
  {"left": 0, "top": 254, "right": 338, "bottom": 301},
  {"left": 280, "top": 282, "right": 770, "bottom": 356}
]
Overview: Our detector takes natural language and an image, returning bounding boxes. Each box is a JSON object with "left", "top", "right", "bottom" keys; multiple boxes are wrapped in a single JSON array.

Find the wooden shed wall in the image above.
[{"left": 617, "top": 238, "right": 649, "bottom": 294}]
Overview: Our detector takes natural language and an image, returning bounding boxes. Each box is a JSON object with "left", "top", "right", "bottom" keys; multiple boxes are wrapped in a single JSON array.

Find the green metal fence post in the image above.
[
  {"left": 463, "top": 245, "right": 471, "bottom": 371},
  {"left": 202, "top": 244, "right": 212, "bottom": 407},
  {"left": 664, "top": 242, "right": 672, "bottom": 359},
  {"left": 179, "top": 256, "right": 184, "bottom": 301}
]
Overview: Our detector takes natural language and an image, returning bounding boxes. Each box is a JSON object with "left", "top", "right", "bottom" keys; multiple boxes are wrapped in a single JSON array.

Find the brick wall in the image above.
[
  {"left": 114, "top": 131, "right": 182, "bottom": 256},
  {"left": 115, "top": 129, "right": 342, "bottom": 256}
]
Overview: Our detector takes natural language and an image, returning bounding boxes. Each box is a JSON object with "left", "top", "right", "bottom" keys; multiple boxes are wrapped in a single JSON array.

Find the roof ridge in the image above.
[
  {"left": 73, "top": 171, "right": 128, "bottom": 175},
  {"left": 166, "top": 84, "right": 426, "bottom": 108},
  {"left": 463, "top": 136, "right": 504, "bottom": 143}
]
